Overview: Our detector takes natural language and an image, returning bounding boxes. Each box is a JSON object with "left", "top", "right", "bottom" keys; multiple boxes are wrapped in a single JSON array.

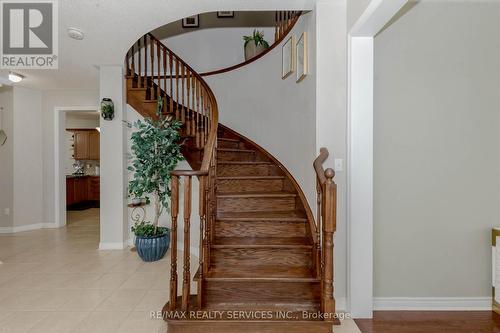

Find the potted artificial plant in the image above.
[
  {"left": 128, "top": 97, "right": 184, "bottom": 262},
  {"left": 243, "top": 30, "right": 270, "bottom": 61}
]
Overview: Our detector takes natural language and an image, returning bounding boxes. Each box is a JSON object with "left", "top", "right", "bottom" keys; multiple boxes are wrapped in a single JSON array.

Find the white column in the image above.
[{"left": 99, "top": 66, "right": 128, "bottom": 249}]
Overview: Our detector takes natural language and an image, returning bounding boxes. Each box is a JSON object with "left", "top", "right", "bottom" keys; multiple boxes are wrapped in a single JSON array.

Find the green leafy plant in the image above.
[
  {"left": 243, "top": 30, "right": 270, "bottom": 48},
  {"left": 131, "top": 222, "right": 169, "bottom": 237},
  {"left": 128, "top": 97, "right": 184, "bottom": 236}
]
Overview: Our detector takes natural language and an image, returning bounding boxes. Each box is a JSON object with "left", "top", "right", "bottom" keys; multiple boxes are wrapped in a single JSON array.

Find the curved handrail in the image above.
[
  {"left": 146, "top": 33, "right": 218, "bottom": 172},
  {"left": 314, "top": 147, "right": 330, "bottom": 185},
  {"left": 199, "top": 11, "right": 301, "bottom": 77}
]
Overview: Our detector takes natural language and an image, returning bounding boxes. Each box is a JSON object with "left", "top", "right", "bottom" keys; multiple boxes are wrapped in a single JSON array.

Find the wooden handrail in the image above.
[
  {"left": 199, "top": 11, "right": 301, "bottom": 77},
  {"left": 314, "top": 147, "right": 329, "bottom": 185},
  {"left": 312, "top": 147, "right": 336, "bottom": 319}
]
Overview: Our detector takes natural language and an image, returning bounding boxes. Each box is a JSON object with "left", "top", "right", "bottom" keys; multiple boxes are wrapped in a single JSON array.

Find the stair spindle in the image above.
[
  {"left": 186, "top": 70, "right": 191, "bottom": 136},
  {"left": 138, "top": 38, "right": 143, "bottom": 88},
  {"left": 169, "top": 51, "right": 174, "bottom": 115},
  {"left": 181, "top": 64, "right": 186, "bottom": 124},
  {"left": 163, "top": 48, "right": 167, "bottom": 107},
  {"left": 157, "top": 41, "right": 161, "bottom": 101},
  {"left": 182, "top": 176, "right": 192, "bottom": 311},
  {"left": 198, "top": 175, "right": 206, "bottom": 308},
  {"left": 170, "top": 175, "right": 179, "bottom": 311},
  {"left": 144, "top": 35, "right": 148, "bottom": 95},
  {"left": 175, "top": 59, "right": 180, "bottom": 120}
]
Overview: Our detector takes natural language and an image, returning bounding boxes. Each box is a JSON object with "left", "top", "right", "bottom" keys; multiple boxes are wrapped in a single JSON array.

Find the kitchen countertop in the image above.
[{"left": 66, "top": 174, "right": 100, "bottom": 179}]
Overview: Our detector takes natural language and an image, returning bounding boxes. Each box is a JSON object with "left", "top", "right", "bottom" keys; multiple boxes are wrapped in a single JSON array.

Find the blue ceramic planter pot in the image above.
[{"left": 135, "top": 230, "right": 170, "bottom": 262}]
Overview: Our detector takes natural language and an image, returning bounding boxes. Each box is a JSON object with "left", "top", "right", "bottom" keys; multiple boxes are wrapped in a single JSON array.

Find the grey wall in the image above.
[
  {"left": 374, "top": 1, "right": 500, "bottom": 297},
  {"left": 0, "top": 87, "right": 13, "bottom": 229}
]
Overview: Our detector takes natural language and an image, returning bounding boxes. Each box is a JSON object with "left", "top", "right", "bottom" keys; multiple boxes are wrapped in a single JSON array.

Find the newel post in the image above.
[
  {"left": 322, "top": 168, "right": 336, "bottom": 319},
  {"left": 169, "top": 175, "right": 179, "bottom": 311}
]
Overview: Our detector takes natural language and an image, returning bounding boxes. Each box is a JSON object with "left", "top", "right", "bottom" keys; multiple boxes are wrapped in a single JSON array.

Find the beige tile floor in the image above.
[{"left": 0, "top": 208, "right": 360, "bottom": 333}]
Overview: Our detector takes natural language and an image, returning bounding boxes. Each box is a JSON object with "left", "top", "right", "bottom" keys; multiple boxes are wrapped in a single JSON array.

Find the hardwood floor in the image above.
[{"left": 355, "top": 311, "right": 500, "bottom": 333}]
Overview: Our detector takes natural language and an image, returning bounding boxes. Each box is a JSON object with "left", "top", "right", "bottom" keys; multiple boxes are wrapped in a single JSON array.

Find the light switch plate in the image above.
[{"left": 334, "top": 159, "right": 343, "bottom": 172}]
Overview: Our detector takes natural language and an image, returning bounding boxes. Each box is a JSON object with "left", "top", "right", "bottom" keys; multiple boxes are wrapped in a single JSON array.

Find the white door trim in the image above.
[
  {"left": 347, "top": 0, "right": 409, "bottom": 318},
  {"left": 54, "top": 106, "right": 99, "bottom": 228}
]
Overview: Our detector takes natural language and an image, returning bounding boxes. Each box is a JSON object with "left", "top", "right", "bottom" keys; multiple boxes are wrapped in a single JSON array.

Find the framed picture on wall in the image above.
[
  {"left": 282, "top": 35, "right": 295, "bottom": 79},
  {"left": 182, "top": 15, "right": 199, "bottom": 28},
  {"left": 296, "top": 32, "right": 308, "bottom": 82},
  {"left": 217, "top": 11, "right": 234, "bottom": 18}
]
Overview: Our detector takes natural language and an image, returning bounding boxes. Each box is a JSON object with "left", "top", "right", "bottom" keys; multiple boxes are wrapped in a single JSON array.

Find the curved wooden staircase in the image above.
[{"left": 125, "top": 14, "right": 337, "bottom": 332}]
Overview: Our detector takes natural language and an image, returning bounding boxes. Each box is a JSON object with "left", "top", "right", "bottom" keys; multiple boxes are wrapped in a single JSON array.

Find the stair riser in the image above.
[
  {"left": 218, "top": 140, "right": 241, "bottom": 149},
  {"left": 205, "top": 281, "right": 320, "bottom": 304},
  {"left": 218, "top": 197, "right": 296, "bottom": 212},
  {"left": 217, "top": 164, "right": 279, "bottom": 177},
  {"left": 211, "top": 248, "right": 311, "bottom": 267},
  {"left": 218, "top": 151, "right": 255, "bottom": 162},
  {"left": 217, "top": 179, "right": 284, "bottom": 193},
  {"left": 167, "top": 321, "right": 332, "bottom": 333},
  {"left": 216, "top": 221, "right": 306, "bottom": 238}
]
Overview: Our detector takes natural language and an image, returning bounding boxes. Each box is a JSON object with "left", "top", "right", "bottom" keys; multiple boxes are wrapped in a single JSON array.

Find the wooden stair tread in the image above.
[
  {"left": 217, "top": 191, "right": 297, "bottom": 198},
  {"left": 217, "top": 148, "right": 255, "bottom": 153},
  {"left": 212, "top": 236, "right": 312, "bottom": 248},
  {"left": 218, "top": 137, "right": 240, "bottom": 143},
  {"left": 217, "top": 210, "right": 307, "bottom": 222},
  {"left": 217, "top": 161, "right": 272, "bottom": 165},
  {"left": 217, "top": 175, "right": 285, "bottom": 180},
  {"left": 206, "top": 265, "right": 318, "bottom": 282}
]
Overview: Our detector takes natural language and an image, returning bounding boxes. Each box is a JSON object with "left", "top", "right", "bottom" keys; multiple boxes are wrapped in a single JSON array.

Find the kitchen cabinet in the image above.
[
  {"left": 66, "top": 176, "right": 100, "bottom": 207},
  {"left": 89, "top": 132, "right": 100, "bottom": 160},
  {"left": 71, "top": 130, "right": 100, "bottom": 161}
]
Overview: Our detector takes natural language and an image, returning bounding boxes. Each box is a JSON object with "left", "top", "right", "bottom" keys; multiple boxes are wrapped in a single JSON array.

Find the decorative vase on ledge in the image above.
[{"left": 244, "top": 43, "right": 267, "bottom": 61}]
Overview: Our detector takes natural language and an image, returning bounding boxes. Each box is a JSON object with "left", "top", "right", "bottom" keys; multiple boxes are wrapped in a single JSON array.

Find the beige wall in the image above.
[
  {"left": 374, "top": 1, "right": 499, "bottom": 297},
  {"left": 0, "top": 87, "right": 13, "bottom": 229}
]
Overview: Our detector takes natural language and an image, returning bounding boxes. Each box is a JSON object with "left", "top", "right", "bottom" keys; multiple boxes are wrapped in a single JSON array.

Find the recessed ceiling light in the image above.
[
  {"left": 8, "top": 72, "right": 23, "bottom": 83},
  {"left": 68, "top": 27, "right": 84, "bottom": 40}
]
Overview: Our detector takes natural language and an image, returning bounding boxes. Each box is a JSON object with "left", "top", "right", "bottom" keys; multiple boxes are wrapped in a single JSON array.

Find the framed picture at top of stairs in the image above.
[
  {"left": 182, "top": 15, "right": 199, "bottom": 28},
  {"left": 296, "top": 32, "right": 308, "bottom": 82}
]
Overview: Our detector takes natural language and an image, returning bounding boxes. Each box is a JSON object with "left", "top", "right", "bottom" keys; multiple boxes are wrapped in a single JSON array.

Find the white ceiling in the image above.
[{"left": 1, "top": 0, "right": 314, "bottom": 91}]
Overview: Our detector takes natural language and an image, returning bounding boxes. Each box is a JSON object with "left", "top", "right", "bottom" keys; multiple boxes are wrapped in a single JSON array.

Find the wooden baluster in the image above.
[
  {"left": 163, "top": 48, "right": 167, "bottom": 109},
  {"left": 275, "top": 11, "right": 279, "bottom": 41},
  {"left": 170, "top": 175, "right": 179, "bottom": 311},
  {"left": 186, "top": 70, "right": 191, "bottom": 136},
  {"left": 169, "top": 51, "right": 174, "bottom": 115},
  {"left": 198, "top": 175, "right": 206, "bottom": 308},
  {"left": 194, "top": 79, "right": 199, "bottom": 148},
  {"left": 131, "top": 44, "right": 135, "bottom": 76},
  {"left": 175, "top": 58, "right": 181, "bottom": 120},
  {"left": 191, "top": 78, "right": 196, "bottom": 138},
  {"left": 182, "top": 176, "right": 192, "bottom": 311},
  {"left": 149, "top": 37, "right": 153, "bottom": 99},
  {"left": 322, "top": 168, "right": 336, "bottom": 319},
  {"left": 181, "top": 64, "right": 186, "bottom": 124},
  {"left": 157, "top": 41, "right": 161, "bottom": 102},
  {"left": 138, "top": 39, "right": 143, "bottom": 88},
  {"left": 144, "top": 35, "right": 148, "bottom": 97},
  {"left": 316, "top": 178, "right": 322, "bottom": 279},
  {"left": 200, "top": 89, "right": 205, "bottom": 147},
  {"left": 203, "top": 171, "right": 210, "bottom": 275}
]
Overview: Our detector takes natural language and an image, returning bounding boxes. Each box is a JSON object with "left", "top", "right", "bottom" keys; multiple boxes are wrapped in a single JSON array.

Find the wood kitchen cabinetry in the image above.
[
  {"left": 66, "top": 176, "right": 100, "bottom": 208},
  {"left": 70, "top": 129, "right": 100, "bottom": 160}
]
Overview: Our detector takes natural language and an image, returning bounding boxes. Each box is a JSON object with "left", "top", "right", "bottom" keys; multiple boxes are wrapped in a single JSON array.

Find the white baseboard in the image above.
[
  {"left": 99, "top": 242, "right": 126, "bottom": 250},
  {"left": 0, "top": 222, "right": 60, "bottom": 234},
  {"left": 374, "top": 297, "right": 492, "bottom": 311}
]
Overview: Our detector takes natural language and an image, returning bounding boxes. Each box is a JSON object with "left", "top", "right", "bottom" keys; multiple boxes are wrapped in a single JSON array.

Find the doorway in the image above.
[{"left": 54, "top": 107, "right": 99, "bottom": 230}]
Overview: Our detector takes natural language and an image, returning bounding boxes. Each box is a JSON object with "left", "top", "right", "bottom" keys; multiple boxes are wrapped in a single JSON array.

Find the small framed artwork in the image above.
[
  {"left": 217, "top": 11, "right": 234, "bottom": 18},
  {"left": 182, "top": 15, "right": 199, "bottom": 28},
  {"left": 296, "top": 32, "right": 308, "bottom": 82},
  {"left": 282, "top": 35, "right": 295, "bottom": 79}
]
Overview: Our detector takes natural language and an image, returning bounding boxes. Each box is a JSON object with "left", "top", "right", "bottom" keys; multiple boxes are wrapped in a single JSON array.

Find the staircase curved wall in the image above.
[{"left": 205, "top": 12, "right": 317, "bottom": 211}]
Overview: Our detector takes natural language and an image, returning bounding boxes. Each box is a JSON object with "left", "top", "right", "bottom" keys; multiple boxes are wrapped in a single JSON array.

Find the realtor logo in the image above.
[{"left": 0, "top": 0, "right": 58, "bottom": 69}]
